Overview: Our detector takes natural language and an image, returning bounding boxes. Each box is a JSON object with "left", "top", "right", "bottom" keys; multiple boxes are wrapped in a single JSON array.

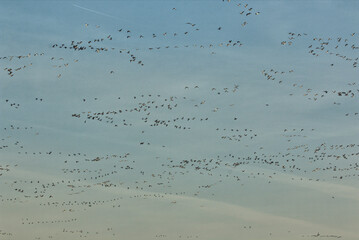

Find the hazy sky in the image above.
[{"left": 1, "top": 1, "right": 359, "bottom": 240}]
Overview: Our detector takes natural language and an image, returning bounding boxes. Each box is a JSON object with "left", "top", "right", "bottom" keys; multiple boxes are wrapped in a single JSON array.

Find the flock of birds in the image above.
[{"left": 0, "top": 0, "right": 358, "bottom": 240}]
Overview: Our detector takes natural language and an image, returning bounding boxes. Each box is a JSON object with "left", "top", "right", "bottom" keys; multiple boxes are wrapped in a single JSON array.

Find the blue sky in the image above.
[{"left": 1, "top": 0, "right": 359, "bottom": 239}]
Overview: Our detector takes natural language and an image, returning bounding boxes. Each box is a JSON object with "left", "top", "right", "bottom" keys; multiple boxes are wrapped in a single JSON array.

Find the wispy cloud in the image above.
[
  {"left": 5, "top": 168, "right": 358, "bottom": 239},
  {"left": 72, "top": 3, "right": 117, "bottom": 19},
  {"left": 226, "top": 165, "right": 359, "bottom": 201}
]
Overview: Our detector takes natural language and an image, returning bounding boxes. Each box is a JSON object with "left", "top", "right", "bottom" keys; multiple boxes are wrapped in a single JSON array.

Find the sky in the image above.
[{"left": 1, "top": 0, "right": 359, "bottom": 239}]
